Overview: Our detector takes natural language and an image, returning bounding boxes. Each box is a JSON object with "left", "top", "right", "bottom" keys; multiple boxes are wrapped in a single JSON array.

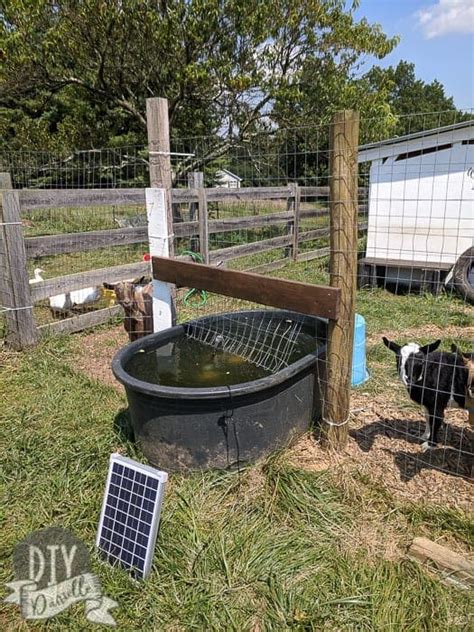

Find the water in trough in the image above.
[{"left": 124, "top": 331, "right": 317, "bottom": 388}]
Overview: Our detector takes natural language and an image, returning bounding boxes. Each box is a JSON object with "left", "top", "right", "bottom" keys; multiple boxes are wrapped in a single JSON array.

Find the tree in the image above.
[
  {"left": 363, "top": 61, "right": 469, "bottom": 137},
  {"left": 1, "top": 0, "right": 398, "bottom": 160}
]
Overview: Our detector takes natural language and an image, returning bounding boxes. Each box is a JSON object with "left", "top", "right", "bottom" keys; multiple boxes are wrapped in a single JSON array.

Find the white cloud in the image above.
[{"left": 416, "top": 0, "right": 474, "bottom": 39}]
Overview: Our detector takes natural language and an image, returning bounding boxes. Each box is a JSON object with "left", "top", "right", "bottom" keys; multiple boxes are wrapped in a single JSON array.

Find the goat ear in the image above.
[
  {"left": 420, "top": 339, "right": 441, "bottom": 354},
  {"left": 103, "top": 282, "right": 116, "bottom": 290},
  {"left": 132, "top": 275, "right": 151, "bottom": 285},
  {"left": 382, "top": 337, "right": 400, "bottom": 353},
  {"left": 451, "top": 343, "right": 460, "bottom": 354}
]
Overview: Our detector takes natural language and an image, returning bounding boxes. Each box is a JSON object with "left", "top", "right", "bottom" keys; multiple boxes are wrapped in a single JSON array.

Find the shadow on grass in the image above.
[
  {"left": 388, "top": 445, "right": 473, "bottom": 481},
  {"left": 350, "top": 417, "right": 473, "bottom": 480},
  {"left": 114, "top": 408, "right": 135, "bottom": 442}
]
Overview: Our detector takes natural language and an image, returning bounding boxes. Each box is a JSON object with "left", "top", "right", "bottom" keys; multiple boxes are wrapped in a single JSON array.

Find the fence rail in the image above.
[
  {"left": 1, "top": 181, "right": 368, "bottom": 348},
  {"left": 18, "top": 185, "right": 368, "bottom": 210}
]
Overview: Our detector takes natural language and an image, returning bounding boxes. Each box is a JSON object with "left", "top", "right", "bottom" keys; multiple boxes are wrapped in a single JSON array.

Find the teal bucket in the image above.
[{"left": 352, "top": 313, "right": 370, "bottom": 387}]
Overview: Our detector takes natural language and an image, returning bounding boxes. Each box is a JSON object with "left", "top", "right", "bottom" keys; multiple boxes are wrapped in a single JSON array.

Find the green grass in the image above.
[
  {"left": 0, "top": 329, "right": 472, "bottom": 630},
  {"left": 1, "top": 209, "right": 473, "bottom": 629}
]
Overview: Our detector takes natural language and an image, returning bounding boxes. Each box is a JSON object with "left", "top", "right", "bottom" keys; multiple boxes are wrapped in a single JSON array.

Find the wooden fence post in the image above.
[
  {"left": 188, "top": 171, "right": 203, "bottom": 252},
  {"left": 146, "top": 97, "right": 176, "bottom": 325},
  {"left": 0, "top": 180, "right": 39, "bottom": 349},
  {"left": 197, "top": 186, "right": 210, "bottom": 264},
  {"left": 146, "top": 188, "right": 174, "bottom": 332},
  {"left": 322, "top": 110, "right": 359, "bottom": 449},
  {"left": 292, "top": 183, "right": 301, "bottom": 261},
  {"left": 284, "top": 184, "right": 295, "bottom": 258}
]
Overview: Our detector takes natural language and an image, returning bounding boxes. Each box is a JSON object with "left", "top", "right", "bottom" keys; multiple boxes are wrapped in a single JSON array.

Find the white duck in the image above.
[
  {"left": 49, "top": 291, "right": 73, "bottom": 316},
  {"left": 29, "top": 268, "right": 72, "bottom": 316},
  {"left": 70, "top": 286, "right": 102, "bottom": 307},
  {"left": 29, "top": 267, "right": 45, "bottom": 284}
]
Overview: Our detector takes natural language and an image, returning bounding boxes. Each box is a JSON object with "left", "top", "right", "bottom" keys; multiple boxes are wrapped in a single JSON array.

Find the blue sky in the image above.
[{"left": 353, "top": 0, "right": 474, "bottom": 110}]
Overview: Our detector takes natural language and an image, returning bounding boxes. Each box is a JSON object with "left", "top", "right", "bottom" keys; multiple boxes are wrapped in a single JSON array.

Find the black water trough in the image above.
[{"left": 112, "top": 310, "right": 327, "bottom": 471}]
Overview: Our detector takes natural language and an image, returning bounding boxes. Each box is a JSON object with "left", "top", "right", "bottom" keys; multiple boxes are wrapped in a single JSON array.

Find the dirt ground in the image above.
[{"left": 72, "top": 325, "right": 473, "bottom": 512}]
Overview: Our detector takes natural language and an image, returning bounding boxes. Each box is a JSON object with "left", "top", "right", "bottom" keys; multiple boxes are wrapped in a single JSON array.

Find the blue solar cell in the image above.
[
  {"left": 130, "top": 505, "right": 141, "bottom": 518},
  {"left": 108, "top": 495, "right": 118, "bottom": 508},
  {"left": 132, "top": 556, "right": 145, "bottom": 571},
  {"left": 104, "top": 506, "right": 115, "bottom": 519},
  {"left": 111, "top": 473, "right": 121, "bottom": 485},
  {"left": 115, "top": 522, "right": 125, "bottom": 535},
  {"left": 137, "top": 533, "right": 148, "bottom": 547},
  {"left": 125, "top": 527, "right": 135, "bottom": 540},
  {"left": 118, "top": 499, "right": 128, "bottom": 512},
  {"left": 148, "top": 477, "right": 158, "bottom": 490},
  {"left": 138, "top": 521, "right": 150, "bottom": 535},
  {"left": 130, "top": 493, "right": 141, "bottom": 508},
  {"left": 104, "top": 517, "right": 114, "bottom": 529},
  {"left": 97, "top": 455, "right": 167, "bottom": 580},
  {"left": 102, "top": 528, "right": 112, "bottom": 541},
  {"left": 143, "top": 499, "right": 154, "bottom": 513},
  {"left": 141, "top": 510, "right": 153, "bottom": 525},
  {"left": 133, "top": 482, "right": 145, "bottom": 495},
  {"left": 109, "top": 483, "right": 120, "bottom": 497},
  {"left": 144, "top": 487, "right": 156, "bottom": 501},
  {"left": 116, "top": 510, "right": 127, "bottom": 524}
]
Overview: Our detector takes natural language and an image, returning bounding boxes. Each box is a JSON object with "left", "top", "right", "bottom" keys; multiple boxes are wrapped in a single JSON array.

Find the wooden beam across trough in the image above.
[{"left": 152, "top": 256, "right": 340, "bottom": 320}]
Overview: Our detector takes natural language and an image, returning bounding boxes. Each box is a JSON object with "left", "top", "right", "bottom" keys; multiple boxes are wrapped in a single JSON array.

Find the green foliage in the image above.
[
  {"left": 1, "top": 0, "right": 398, "bottom": 154},
  {"left": 363, "top": 61, "right": 470, "bottom": 137}
]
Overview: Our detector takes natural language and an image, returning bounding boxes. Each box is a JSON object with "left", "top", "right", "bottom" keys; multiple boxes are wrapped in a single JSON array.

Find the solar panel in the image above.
[{"left": 96, "top": 453, "right": 168, "bottom": 579}]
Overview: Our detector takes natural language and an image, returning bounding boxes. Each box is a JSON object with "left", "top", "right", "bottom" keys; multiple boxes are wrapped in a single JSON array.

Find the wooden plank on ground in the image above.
[
  {"left": 152, "top": 256, "right": 340, "bottom": 319},
  {"left": 38, "top": 305, "right": 124, "bottom": 336},
  {"left": 408, "top": 537, "right": 474, "bottom": 587},
  {"left": 20, "top": 188, "right": 146, "bottom": 210}
]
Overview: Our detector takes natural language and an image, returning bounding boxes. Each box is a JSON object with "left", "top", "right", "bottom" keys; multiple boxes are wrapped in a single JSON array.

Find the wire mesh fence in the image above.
[{"left": 0, "top": 110, "right": 472, "bottom": 485}]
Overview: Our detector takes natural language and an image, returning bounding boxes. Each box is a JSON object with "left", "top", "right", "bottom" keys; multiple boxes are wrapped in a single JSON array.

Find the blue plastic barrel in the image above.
[{"left": 352, "top": 313, "right": 369, "bottom": 386}]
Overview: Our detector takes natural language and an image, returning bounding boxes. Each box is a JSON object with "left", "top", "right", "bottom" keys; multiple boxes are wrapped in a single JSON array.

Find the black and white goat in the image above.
[{"left": 382, "top": 337, "right": 469, "bottom": 450}]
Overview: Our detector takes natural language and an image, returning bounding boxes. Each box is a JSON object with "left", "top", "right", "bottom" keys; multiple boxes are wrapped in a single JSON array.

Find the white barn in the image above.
[
  {"left": 358, "top": 120, "right": 473, "bottom": 288},
  {"left": 215, "top": 168, "right": 242, "bottom": 189}
]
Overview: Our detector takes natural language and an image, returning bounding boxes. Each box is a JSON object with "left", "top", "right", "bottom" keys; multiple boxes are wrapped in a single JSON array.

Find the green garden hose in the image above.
[{"left": 181, "top": 250, "right": 208, "bottom": 307}]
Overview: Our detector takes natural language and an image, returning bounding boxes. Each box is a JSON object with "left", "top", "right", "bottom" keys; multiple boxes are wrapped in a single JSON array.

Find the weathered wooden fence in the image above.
[
  {"left": 0, "top": 96, "right": 366, "bottom": 351},
  {"left": 0, "top": 182, "right": 367, "bottom": 349}
]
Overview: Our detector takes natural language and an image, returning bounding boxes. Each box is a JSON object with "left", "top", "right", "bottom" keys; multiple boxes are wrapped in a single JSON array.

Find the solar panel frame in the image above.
[{"left": 96, "top": 453, "right": 168, "bottom": 579}]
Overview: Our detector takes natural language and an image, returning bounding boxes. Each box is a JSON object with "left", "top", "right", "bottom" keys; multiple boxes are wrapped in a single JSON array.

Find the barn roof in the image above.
[
  {"left": 216, "top": 168, "right": 243, "bottom": 181},
  {"left": 358, "top": 119, "right": 474, "bottom": 163}
]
